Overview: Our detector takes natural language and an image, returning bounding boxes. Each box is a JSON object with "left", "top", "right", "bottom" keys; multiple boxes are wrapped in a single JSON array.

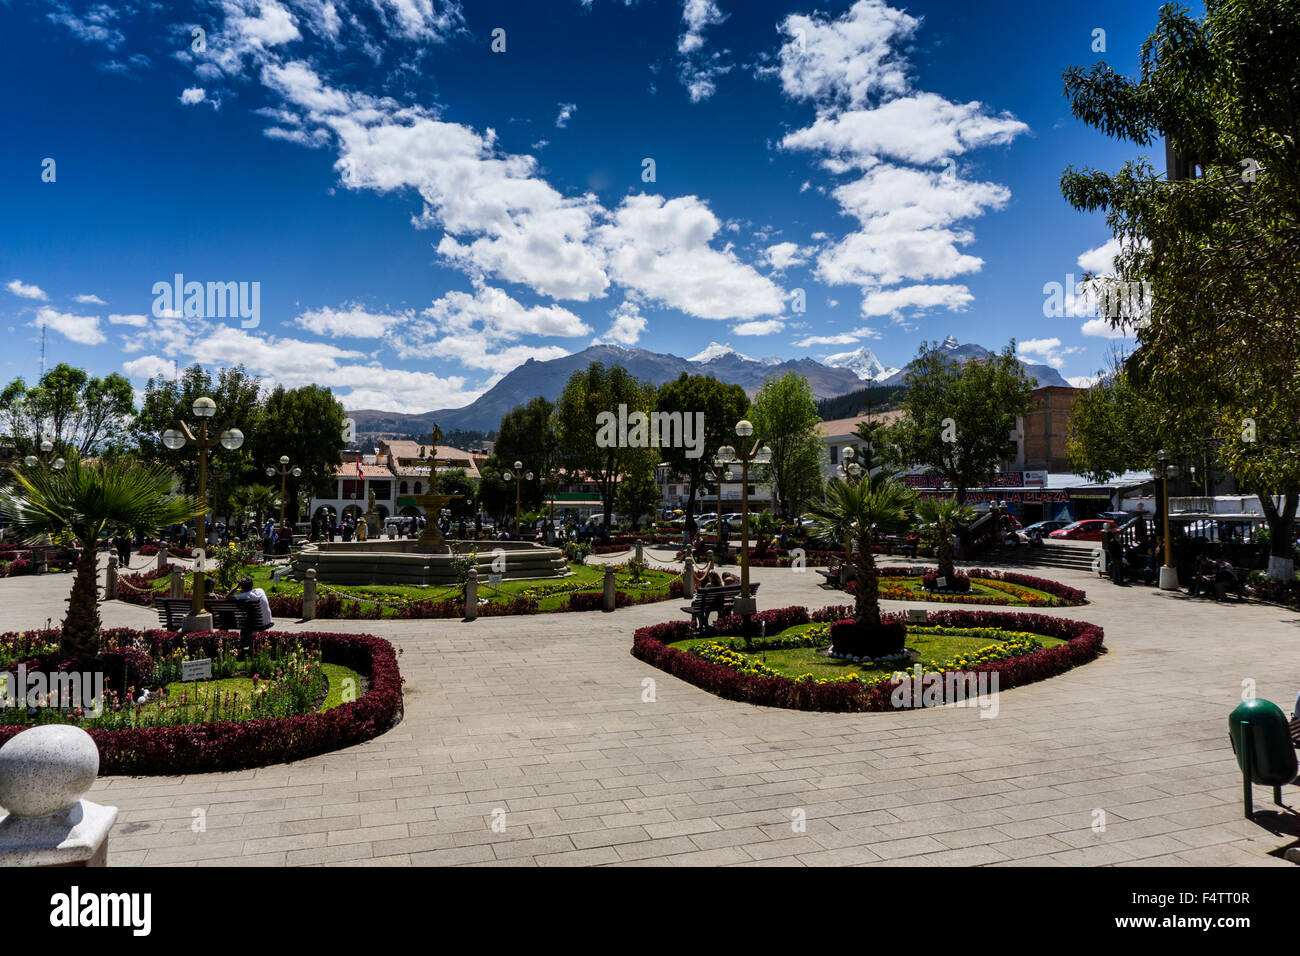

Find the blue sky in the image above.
[{"left": 0, "top": 0, "right": 1185, "bottom": 413}]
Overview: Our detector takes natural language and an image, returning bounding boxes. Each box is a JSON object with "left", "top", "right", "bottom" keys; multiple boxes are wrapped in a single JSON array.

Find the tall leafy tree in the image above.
[
  {"left": 0, "top": 364, "right": 134, "bottom": 456},
  {"left": 614, "top": 448, "right": 661, "bottom": 529},
  {"left": 250, "top": 385, "right": 347, "bottom": 524},
  {"left": 1060, "top": 0, "right": 1300, "bottom": 577},
  {"left": 882, "top": 343, "right": 1034, "bottom": 504},
  {"left": 493, "top": 397, "right": 559, "bottom": 513},
  {"left": 654, "top": 373, "right": 749, "bottom": 524},
  {"left": 748, "top": 372, "right": 824, "bottom": 518},
  {"left": 556, "top": 362, "right": 653, "bottom": 529}
]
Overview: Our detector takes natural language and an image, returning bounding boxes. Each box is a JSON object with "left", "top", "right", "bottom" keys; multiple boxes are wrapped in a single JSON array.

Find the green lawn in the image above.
[
  {"left": 670, "top": 622, "right": 1064, "bottom": 681},
  {"left": 879, "top": 575, "right": 1063, "bottom": 606},
  {"left": 249, "top": 560, "right": 677, "bottom": 615}
]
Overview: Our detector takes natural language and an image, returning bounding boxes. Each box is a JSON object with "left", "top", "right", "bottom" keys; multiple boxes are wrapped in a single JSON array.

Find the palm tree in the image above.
[
  {"left": 0, "top": 457, "right": 202, "bottom": 657},
  {"left": 915, "top": 497, "right": 976, "bottom": 582},
  {"left": 806, "top": 477, "right": 917, "bottom": 628},
  {"left": 231, "top": 484, "right": 279, "bottom": 531}
]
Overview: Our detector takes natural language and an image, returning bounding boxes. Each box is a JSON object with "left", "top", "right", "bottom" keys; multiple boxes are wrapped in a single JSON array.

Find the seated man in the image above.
[{"left": 228, "top": 575, "right": 273, "bottom": 634}]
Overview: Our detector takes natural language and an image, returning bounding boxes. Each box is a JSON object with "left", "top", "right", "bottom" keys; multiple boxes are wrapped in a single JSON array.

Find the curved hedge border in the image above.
[
  {"left": 868, "top": 565, "right": 1088, "bottom": 606},
  {"left": 631, "top": 605, "right": 1104, "bottom": 713},
  {"left": 0, "top": 628, "right": 403, "bottom": 775}
]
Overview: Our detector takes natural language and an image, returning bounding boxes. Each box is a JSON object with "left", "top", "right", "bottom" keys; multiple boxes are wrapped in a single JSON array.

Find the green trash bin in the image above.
[{"left": 1228, "top": 699, "right": 1298, "bottom": 818}]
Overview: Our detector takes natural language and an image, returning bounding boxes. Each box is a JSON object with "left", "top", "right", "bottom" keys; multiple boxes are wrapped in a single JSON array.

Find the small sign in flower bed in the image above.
[
  {"left": 631, "top": 604, "right": 1103, "bottom": 712},
  {"left": 0, "top": 627, "right": 402, "bottom": 774},
  {"left": 849, "top": 566, "right": 1087, "bottom": 607}
]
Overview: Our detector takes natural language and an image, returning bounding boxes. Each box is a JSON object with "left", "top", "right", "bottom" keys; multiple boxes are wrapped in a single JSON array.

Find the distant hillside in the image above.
[
  {"left": 878, "top": 335, "right": 1071, "bottom": 388},
  {"left": 816, "top": 386, "right": 905, "bottom": 421}
]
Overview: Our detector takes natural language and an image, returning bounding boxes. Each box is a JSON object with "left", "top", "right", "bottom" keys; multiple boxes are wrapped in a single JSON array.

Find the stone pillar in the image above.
[
  {"left": 157, "top": 544, "right": 169, "bottom": 572},
  {"left": 0, "top": 726, "right": 117, "bottom": 867},
  {"left": 465, "top": 568, "right": 478, "bottom": 621},
  {"left": 169, "top": 567, "right": 184, "bottom": 599},
  {"left": 104, "top": 555, "right": 118, "bottom": 601},
  {"left": 602, "top": 566, "right": 616, "bottom": 612},
  {"left": 33, "top": 548, "right": 48, "bottom": 575},
  {"left": 683, "top": 556, "right": 695, "bottom": 597},
  {"left": 302, "top": 568, "right": 317, "bottom": 621},
  {"left": 634, "top": 540, "right": 644, "bottom": 565}
]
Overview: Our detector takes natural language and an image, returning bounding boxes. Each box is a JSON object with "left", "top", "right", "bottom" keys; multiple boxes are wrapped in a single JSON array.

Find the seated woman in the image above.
[
  {"left": 702, "top": 570, "right": 723, "bottom": 588},
  {"left": 719, "top": 570, "right": 739, "bottom": 586}
]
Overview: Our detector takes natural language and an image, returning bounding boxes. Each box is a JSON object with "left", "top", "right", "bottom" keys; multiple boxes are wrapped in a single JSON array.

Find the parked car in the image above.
[
  {"left": 1095, "top": 511, "right": 1141, "bottom": 530},
  {"left": 1016, "top": 519, "right": 1069, "bottom": 543},
  {"left": 1048, "top": 519, "right": 1116, "bottom": 542}
]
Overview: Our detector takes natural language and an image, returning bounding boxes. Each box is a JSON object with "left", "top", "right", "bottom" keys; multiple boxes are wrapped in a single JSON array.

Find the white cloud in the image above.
[
  {"left": 122, "top": 355, "right": 176, "bottom": 380},
  {"left": 107, "top": 313, "right": 149, "bottom": 327},
  {"left": 775, "top": 0, "right": 1027, "bottom": 320},
  {"left": 677, "top": 0, "right": 730, "bottom": 102},
  {"left": 598, "top": 194, "right": 785, "bottom": 319},
  {"left": 1077, "top": 237, "right": 1121, "bottom": 274},
  {"left": 859, "top": 283, "right": 973, "bottom": 318},
  {"left": 763, "top": 241, "right": 810, "bottom": 271},
  {"left": 74, "top": 293, "right": 107, "bottom": 305},
  {"left": 793, "top": 333, "right": 858, "bottom": 347},
  {"left": 593, "top": 301, "right": 647, "bottom": 346},
  {"left": 6, "top": 279, "right": 47, "bottom": 301},
  {"left": 293, "top": 303, "right": 413, "bottom": 338},
  {"left": 46, "top": 1, "right": 125, "bottom": 49},
  {"left": 1080, "top": 317, "right": 1136, "bottom": 339},
  {"left": 731, "top": 319, "right": 784, "bottom": 336},
  {"left": 1018, "top": 336, "right": 1080, "bottom": 369},
  {"left": 180, "top": 87, "right": 208, "bottom": 105},
  {"left": 775, "top": 0, "right": 918, "bottom": 107},
  {"left": 555, "top": 102, "right": 577, "bottom": 128},
  {"left": 34, "top": 307, "right": 105, "bottom": 345}
]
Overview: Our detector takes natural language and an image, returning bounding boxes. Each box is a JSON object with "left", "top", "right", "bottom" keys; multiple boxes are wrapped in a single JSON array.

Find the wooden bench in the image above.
[
  {"left": 680, "top": 582, "right": 760, "bottom": 631},
  {"left": 155, "top": 597, "right": 270, "bottom": 633}
]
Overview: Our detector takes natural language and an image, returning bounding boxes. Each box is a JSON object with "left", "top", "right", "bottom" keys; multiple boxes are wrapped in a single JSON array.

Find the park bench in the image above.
[
  {"left": 155, "top": 597, "right": 269, "bottom": 634},
  {"left": 680, "top": 582, "right": 760, "bottom": 631}
]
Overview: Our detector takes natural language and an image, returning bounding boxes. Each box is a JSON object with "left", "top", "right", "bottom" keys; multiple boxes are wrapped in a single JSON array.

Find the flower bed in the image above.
[
  {"left": 0, "top": 627, "right": 402, "bottom": 774},
  {"left": 631, "top": 605, "right": 1104, "bottom": 712},
  {"left": 863, "top": 566, "right": 1086, "bottom": 607}
]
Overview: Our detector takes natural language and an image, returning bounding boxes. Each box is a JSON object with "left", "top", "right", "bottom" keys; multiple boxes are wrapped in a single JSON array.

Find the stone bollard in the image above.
[
  {"left": 33, "top": 548, "right": 48, "bottom": 575},
  {"left": 0, "top": 725, "right": 117, "bottom": 867},
  {"left": 465, "top": 568, "right": 478, "bottom": 621},
  {"left": 302, "top": 569, "right": 317, "bottom": 621},
  {"left": 104, "top": 555, "right": 118, "bottom": 601},
  {"left": 157, "top": 544, "right": 169, "bottom": 572},
  {"left": 634, "top": 540, "right": 644, "bottom": 565},
  {"left": 683, "top": 556, "right": 695, "bottom": 597},
  {"left": 169, "top": 567, "right": 184, "bottom": 599},
  {"left": 602, "top": 566, "right": 616, "bottom": 612}
]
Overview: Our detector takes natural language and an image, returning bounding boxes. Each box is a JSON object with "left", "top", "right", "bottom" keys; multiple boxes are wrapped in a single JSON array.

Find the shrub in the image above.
[
  {"left": 829, "top": 618, "right": 907, "bottom": 658},
  {"left": 923, "top": 572, "right": 970, "bottom": 592},
  {"left": 0, "top": 628, "right": 403, "bottom": 774}
]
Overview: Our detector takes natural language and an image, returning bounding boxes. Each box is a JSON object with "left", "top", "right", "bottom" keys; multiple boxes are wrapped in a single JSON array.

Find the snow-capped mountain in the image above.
[
  {"left": 821, "top": 346, "right": 900, "bottom": 383},
  {"left": 689, "top": 341, "right": 752, "bottom": 363}
]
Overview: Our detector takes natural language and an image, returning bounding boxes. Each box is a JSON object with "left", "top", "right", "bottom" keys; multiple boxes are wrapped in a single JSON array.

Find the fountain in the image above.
[{"left": 292, "top": 426, "right": 568, "bottom": 586}]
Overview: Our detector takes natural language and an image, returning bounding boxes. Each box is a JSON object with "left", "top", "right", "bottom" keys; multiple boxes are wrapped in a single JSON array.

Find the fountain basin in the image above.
[{"left": 292, "top": 539, "right": 568, "bottom": 586}]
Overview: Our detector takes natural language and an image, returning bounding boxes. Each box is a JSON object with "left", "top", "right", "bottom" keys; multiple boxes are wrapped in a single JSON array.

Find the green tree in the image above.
[
  {"left": 476, "top": 458, "right": 512, "bottom": 523},
  {"left": 654, "top": 373, "right": 750, "bottom": 525},
  {"left": 556, "top": 362, "right": 654, "bottom": 529},
  {"left": 748, "top": 372, "right": 825, "bottom": 518},
  {"left": 250, "top": 385, "right": 347, "bottom": 524},
  {"left": 883, "top": 343, "right": 1034, "bottom": 504},
  {"left": 614, "top": 450, "right": 660, "bottom": 530},
  {"left": 0, "top": 458, "right": 202, "bottom": 656},
  {"left": 0, "top": 364, "right": 134, "bottom": 457},
  {"left": 1060, "top": 0, "right": 1300, "bottom": 578},
  {"left": 437, "top": 468, "right": 477, "bottom": 518},
  {"left": 806, "top": 478, "right": 917, "bottom": 628},
  {"left": 493, "top": 397, "right": 559, "bottom": 513}
]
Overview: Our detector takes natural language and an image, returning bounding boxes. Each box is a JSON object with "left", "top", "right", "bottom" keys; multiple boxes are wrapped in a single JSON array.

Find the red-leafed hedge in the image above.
[
  {"left": 631, "top": 605, "right": 1104, "bottom": 712},
  {"left": 870, "top": 565, "right": 1088, "bottom": 606},
  {"left": 0, "top": 628, "right": 403, "bottom": 774}
]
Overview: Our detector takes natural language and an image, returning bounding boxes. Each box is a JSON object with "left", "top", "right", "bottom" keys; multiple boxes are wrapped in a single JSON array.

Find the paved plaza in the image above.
[{"left": 2, "top": 553, "right": 1297, "bottom": 867}]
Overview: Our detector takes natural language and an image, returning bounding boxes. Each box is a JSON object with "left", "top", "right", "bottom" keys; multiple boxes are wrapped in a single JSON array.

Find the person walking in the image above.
[{"left": 1105, "top": 530, "right": 1126, "bottom": 585}]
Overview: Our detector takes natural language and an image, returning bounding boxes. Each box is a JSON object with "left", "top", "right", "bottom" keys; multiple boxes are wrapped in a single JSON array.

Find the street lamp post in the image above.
[
  {"left": 501, "top": 461, "right": 533, "bottom": 537},
  {"left": 23, "top": 437, "right": 66, "bottom": 471},
  {"left": 716, "top": 420, "right": 772, "bottom": 621},
  {"left": 266, "top": 456, "right": 302, "bottom": 530},
  {"left": 161, "top": 397, "right": 244, "bottom": 630},
  {"left": 837, "top": 446, "right": 864, "bottom": 564},
  {"left": 1154, "top": 448, "right": 1178, "bottom": 590}
]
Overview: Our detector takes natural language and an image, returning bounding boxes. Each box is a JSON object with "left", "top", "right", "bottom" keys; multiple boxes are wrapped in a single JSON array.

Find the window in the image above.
[
  {"left": 341, "top": 479, "right": 363, "bottom": 499},
  {"left": 399, "top": 481, "right": 408, "bottom": 495},
  {"left": 414, "top": 482, "right": 422, "bottom": 495},
  {"left": 829, "top": 445, "right": 839, "bottom": 464},
  {"left": 370, "top": 480, "right": 392, "bottom": 500}
]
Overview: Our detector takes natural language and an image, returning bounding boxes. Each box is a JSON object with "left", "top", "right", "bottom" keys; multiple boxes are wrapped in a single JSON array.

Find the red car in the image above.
[{"left": 1048, "top": 519, "right": 1116, "bottom": 542}]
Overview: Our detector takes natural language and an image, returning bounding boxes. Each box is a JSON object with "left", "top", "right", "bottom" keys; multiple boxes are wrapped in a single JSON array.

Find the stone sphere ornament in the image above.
[{"left": 0, "top": 725, "right": 100, "bottom": 818}]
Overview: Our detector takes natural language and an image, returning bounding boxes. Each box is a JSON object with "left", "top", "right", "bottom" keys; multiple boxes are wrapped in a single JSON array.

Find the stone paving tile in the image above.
[{"left": 11, "top": 557, "right": 1299, "bottom": 867}]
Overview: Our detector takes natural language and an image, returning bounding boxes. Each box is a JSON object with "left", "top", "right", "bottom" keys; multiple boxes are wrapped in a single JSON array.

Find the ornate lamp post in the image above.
[
  {"left": 716, "top": 420, "right": 772, "bottom": 620},
  {"left": 1153, "top": 448, "right": 1178, "bottom": 590},
  {"left": 23, "top": 437, "right": 65, "bottom": 471},
  {"left": 266, "top": 456, "right": 302, "bottom": 530},
  {"left": 837, "top": 446, "right": 864, "bottom": 563},
  {"left": 160, "top": 397, "right": 244, "bottom": 630},
  {"left": 501, "top": 461, "right": 533, "bottom": 536}
]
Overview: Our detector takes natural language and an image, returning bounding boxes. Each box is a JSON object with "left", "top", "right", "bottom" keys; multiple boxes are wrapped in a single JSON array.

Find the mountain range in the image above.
[{"left": 348, "top": 338, "right": 1072, "bottom": 436}]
